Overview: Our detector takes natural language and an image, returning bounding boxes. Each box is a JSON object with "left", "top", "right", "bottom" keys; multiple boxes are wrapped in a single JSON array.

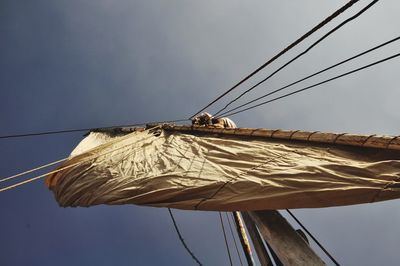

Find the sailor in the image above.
[
  {"left": 211, "top": 116, "right": 237, "bottom": 128},
  {"left": 191, "top": 112, "right": 213, "bottom": 127},
  {"left": 191, "top": 112, "right": 237, "bottom": 128}
]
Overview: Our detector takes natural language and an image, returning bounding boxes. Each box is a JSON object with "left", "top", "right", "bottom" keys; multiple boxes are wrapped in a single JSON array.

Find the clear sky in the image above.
[{"left": 1, "top": 0, "right": 400, "bottom": 265}]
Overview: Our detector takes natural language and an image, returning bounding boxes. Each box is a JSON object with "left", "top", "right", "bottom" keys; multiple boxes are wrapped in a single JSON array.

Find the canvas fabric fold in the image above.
[{"left": 46, "top": 128, "right": 400, "bottom": 211}]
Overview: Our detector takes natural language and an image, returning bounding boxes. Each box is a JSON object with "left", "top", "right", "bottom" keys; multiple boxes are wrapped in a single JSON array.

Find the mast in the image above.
[
  {"left": 232, "top": 211, "right": 255, "bottom": 265},
  {"left": 248, "top": 210, "right": 325, "bottom": 266},
  {"left": 241, "top": 212, "right": 274, "bottom": 266}
]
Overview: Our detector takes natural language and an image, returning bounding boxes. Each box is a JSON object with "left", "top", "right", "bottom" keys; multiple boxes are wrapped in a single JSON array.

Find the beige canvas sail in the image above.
[{"left": 46, "top": 125, "right": 400, "bottom": 211}]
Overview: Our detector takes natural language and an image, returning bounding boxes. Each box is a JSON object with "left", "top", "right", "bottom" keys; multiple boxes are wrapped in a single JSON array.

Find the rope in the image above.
[
  {"left": 0, "top": 160, "right": 84, "bottom": 193},
  {"left": 0, "top": 157, "right": 68, "bottom": 183},
  {"left": 0, "top": 119, "right": 188, "bottom": 140},
  {"left": 286, "top": 209, "right": 340, "bottom": 266},
  {"left": 217, "top": 35, "right": 400, "bottom": 117},
  {"left": 0, "top": 127, "right": 159, "bottom": 192},
  {"left": 214, "top": 0, "right": 379, "bottom": 117},
  {"left": 233, "top": 211, "right": 255, "bottom": 266},
  {"left": 168, "top": 208, "right": 202, "bottom": 266},
  {"left": 190, "top": 0, "right": 361, "bottom": 119},
  {"left": 222, "top": 51, "right": 400, "bottom": 118},
  {"left": 226, "top": 212, "right": 244, "bottom": 266},
  {"left": 219, "top": 212, "right": 233, "bottom": 266}
]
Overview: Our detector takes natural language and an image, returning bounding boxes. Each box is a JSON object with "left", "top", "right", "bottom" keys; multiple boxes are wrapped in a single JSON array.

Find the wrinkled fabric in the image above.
[{"left": 46, "top": 129, "right": 400, "bottom": 211}]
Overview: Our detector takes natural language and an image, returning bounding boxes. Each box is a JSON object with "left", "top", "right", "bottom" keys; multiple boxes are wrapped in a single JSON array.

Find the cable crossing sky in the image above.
[
  {"left": 217, "top": 35, "right": 400, "bottom": 118},
  {"left": 190, "top": 0, "right": 362, "bottom": 119},
  {"left": 222, "top": 51, "right": 400, "bottom": 118},
  {"left": 214, "top": 0, "right": 380, "bottom": 117}
]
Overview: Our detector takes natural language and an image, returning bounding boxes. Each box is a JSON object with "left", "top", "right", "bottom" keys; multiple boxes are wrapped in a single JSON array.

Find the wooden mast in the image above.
[
  {"left": 248, "top": 210, "right": 325, "bottom": 266},
  {"left": 241, "top": 212, "right": 274, "bottom": 266},
  {"left": 232, "top": 211, "right": 255, "bottom": 266}
]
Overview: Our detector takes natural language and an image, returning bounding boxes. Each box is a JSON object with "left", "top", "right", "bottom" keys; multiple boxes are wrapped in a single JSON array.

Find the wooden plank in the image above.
[
  {"left": 241, "top": 212, "right": 273, "bottom": 266},
  {"left": 248, "top": 210, "right": 325, "bottom": 266}
]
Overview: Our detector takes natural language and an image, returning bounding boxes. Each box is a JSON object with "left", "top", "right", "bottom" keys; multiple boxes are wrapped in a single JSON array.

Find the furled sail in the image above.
[{"left": 46, "top": 125, "right": 400, "bottom": 211}]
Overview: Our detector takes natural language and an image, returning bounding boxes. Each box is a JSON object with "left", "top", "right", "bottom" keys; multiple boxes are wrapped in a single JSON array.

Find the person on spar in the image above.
[{"left": 191, "top": 112, "right": 237, "bottom": 129}]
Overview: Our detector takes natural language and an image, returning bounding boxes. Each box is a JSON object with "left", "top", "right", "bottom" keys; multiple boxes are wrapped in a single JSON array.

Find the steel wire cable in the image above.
[
  {"left": 168, "top": 209, "right": 203, "bottom": 266},
  {"left": 217, "top": 36, "right": 400, "bottom": 118},
  {"left": 220, "top": 212, "right": 233, "bottom": 266},
  {"left": 226, "top": 212, "right": 244, "bottom": 266},
  {"left": 0, "top": 119, "right": 188, "bottom": 140},
  {"left": 190, "top": 0, "right": 361, "bottom": 119},
  {"left": 214, "top": 0, "right": 379, "bottom": 117},
  {"left": 286, "top": 209, "right": 340, "bottom": 266},
  {"left": 222, "top": 51, "right": 400, "bottom": 118}
]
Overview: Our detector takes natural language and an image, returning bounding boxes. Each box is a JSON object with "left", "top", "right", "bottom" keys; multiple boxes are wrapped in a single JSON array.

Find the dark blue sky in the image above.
[{"left": 1, "top": 1, "right": 400, "bottom": 265}]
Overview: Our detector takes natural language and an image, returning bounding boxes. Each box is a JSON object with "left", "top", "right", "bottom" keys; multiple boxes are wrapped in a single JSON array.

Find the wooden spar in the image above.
[
  {"left": 241, "top": 212, "right": 273, "bottom": 266},
  {"left": 162, "top": 124, "right": 400, "bottom": 151},
  {"left": 232, "top": 212, "right": 255, "bottom": 266},
  {"left": 248, "top": 210, "right": 325, "bottom": 266},
  {"left": 264, "top": 242, "right": 284, "bottom": 266}
]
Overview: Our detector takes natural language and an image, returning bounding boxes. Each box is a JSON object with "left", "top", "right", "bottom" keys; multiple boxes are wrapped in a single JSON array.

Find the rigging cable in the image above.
[
  {"left": 190, "top": 0, "right": 361, "bottom": 119},
  {"left": 0, "top": 157, "right": 68, "bottom": 183},
  {"left": 217, "top": 35, "right": 400, "bottom": 117},
  {"left": 286, "top": 209, "right": 340, "bottom": 266},
  {"left": 221, "top": 51, "right": 400, "bottom": 118},
  {"left": 214, "top": 0, "right": 380, "bottom": 117},
  {"left": 226, "top": 212, "right": 244, "bottom": 266},
  {"left": 0, "top": 126, "right": 161, "bottom": 192},
  {"left": 0, "top": 119, "right": 188, "bottom": 140},
  {"left": 219, "top": 212, "right": 234, "bottom": 266},
  {"left": 0, "top": 160, "right": 82, "bottom": 193},
  {"left": 168, "top": 209, "right": 203, "bottom": 266}
]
